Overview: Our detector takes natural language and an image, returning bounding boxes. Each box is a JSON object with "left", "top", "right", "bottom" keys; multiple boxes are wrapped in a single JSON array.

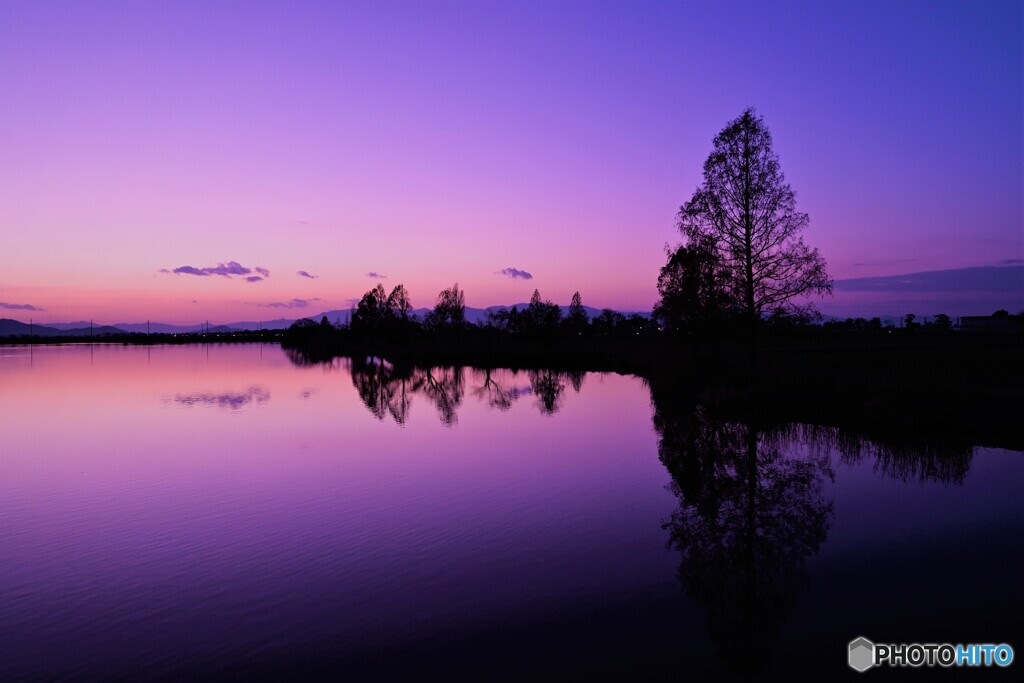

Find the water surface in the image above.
[{"left": 1, "top": 344, "right": 1021, "bottom": 680}]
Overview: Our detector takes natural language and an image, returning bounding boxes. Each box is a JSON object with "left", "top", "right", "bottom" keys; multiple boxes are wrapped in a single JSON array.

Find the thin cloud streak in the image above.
[
  {"left": 297, "top": 270, "right": 319, "bottom": 279},
  {"left": 366, "top": 272, "right": 387, "bottom": 279},
  {"left": 263, "top": 297, "right": 322, "bottom": 309},
  {"left": 0, "top": 302, "right": 45, "bottom": 311},
  {"left": 835, "top": 266, "right": 1023, "bottom": 293}
]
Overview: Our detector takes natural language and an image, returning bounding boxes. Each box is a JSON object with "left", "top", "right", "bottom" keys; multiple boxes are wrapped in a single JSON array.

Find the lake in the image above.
[{"left": 1, "top": 344, "right": 1021, "bottom": 680}]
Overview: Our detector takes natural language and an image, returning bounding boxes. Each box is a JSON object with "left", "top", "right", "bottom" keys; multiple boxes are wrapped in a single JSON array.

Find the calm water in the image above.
[{"left": 1, "top": 344, "right": 1021, "bottom": 681}]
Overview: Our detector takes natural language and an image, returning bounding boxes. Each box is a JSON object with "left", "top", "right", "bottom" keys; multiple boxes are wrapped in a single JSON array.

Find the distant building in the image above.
[{"left": 957, "top": 314, "right": 1024, "bottom": 333}]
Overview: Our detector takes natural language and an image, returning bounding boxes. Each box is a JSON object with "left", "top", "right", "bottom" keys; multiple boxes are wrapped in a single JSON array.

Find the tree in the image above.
[
  {"left": 565, "top": 291, "right": 589, "bottom": 334},
  {"left": 677, "top": 108, "right": 831, "bottom": 337},
  {"left": 425, "top": 283, "right": 466, "bottom": 331},
  {"left": 654, "top": 232, "right": 738, "bottom": 335},
  {"left": 931, "top": 313, "right": 952, "bottom": 331},
  {"left": 592, "top": 308, "right": 625, "bottom": 337},
  {"left": 524, "top": 289, "right": 561, "bottom": 337},
  {"left": 386, "top": 284, "right": 413, "bottom": 321},
  {"left": 352, "top": 283, "right": 387, "bottom": 333}
]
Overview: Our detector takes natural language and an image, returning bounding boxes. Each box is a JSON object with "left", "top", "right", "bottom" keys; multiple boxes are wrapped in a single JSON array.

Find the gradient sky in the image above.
[{"left": 1, "top": 0, "right": 1021, "bottom": 323}]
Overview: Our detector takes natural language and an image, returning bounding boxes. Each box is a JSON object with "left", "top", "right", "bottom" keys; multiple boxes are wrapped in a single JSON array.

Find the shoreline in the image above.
[{"left": 5, "top": 333, "right": 1022, "bottom": 449}]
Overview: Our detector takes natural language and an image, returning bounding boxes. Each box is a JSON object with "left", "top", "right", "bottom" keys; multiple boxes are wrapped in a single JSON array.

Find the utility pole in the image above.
[{"left": 29, "top": 318, "right": 33, "bottom": 338}]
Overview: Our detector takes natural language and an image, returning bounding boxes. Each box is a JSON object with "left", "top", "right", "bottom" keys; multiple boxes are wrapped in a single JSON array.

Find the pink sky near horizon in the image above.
[{"left": 1, "top": 1, "right": 1021, "bottom": 324}]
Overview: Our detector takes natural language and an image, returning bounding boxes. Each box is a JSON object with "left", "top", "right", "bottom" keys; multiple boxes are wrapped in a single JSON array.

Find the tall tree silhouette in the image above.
[
  {"left": 565, "top": 291, "right": 588, "bottom": 335},
  {"left": 426, "top": 283, "right": 466, "bottom": 332},
  {"left": 352, "top": 283, "right": 388, "bottom": 333},
  {"left": 386, "top": 284, "right": 413, "bottom": 322},
  {"left": 677, "top": 108, "right": 831, "bottom": 338},
  {"left": 524, "top": 289, "right": 561, "bottom": 338}
]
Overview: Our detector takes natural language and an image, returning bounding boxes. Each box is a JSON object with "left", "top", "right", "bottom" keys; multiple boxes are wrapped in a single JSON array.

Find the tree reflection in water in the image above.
[
  {"left": 655, "top": 403, "right": 833, "bottom": 678},
  {"left": 416, "top": 366, "right": 464, "bottom": 426},
  {"left": 339, "top": 358, "right": 574, "bottom": 424},
  {"left": 472, "top": 368, "right": 523, "bottom": 411},
  {"left": 650, "top": 381, "right": 976, "bottom": 677},
  {"left": 349, "top": 357, "right": 413, "bottom": 425},
  {"left": 529, "top": 370, "right": 566, "bottom": 415}
]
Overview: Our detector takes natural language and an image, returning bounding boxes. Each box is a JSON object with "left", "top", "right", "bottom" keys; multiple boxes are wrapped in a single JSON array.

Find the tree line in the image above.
[{"left": 288, "top": 283, "right": 658, "bottom": 342}]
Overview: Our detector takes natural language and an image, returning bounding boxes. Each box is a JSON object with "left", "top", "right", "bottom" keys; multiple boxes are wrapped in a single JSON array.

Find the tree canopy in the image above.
[
  {"left": 673, "top": 108, "right": 831, "bottom": 330},
  {"left": 425, "top": 283, "right": 466, "bottom": 331}
]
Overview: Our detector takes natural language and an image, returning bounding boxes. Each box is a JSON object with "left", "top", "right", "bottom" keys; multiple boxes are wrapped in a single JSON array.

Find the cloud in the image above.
[
  {"left": 191, "top": 300, "right": 199, "bottom": 304},
  {"left": 172, "top": 265, "right": 212, "bottom": 276},
  {"left": 206, "top": 261, "right": 252, "bottom": 277},
  {"left": 0, "top": 302, "right": 44, "bottom": 311},
  {"left": 263, "top": 297, "right": 323, "bottom": 309},
  {"left": 851, "top": 259, "right": 920, "bottom": 268},
  {"left": 245, "top": 276, "right": 264, "bottom": 283},
  {"left": 997, "top": 259, "right": 1024, "bottom": 266},
  {"left": 366, "top": 272, "right": 387, "bottom": 279},
  {"left": 297, "top": 270, "right": 319, "bottom": 279},
  {"left": 163, "top": 261, "right": 264, "bottom": 279},
  {"left": 835, "top": 266, "right": 1024, "bottom": 293},
  {"left": 499, "top": 267, "right": 533, "bottom": 280}
]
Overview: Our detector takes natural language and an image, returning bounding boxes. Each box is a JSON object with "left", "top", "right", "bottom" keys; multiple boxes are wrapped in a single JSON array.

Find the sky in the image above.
[{"left": 1, "top": 0, "right": 1021, "bottom": 324}]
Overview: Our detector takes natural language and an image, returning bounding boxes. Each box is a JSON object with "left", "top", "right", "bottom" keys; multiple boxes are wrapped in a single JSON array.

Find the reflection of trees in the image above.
[
  {"left": 341, "top": 363, "right": 582, "bottom": 424},
  {"left": 347, "top": 361, "right": 464, "bottom": 426},
  {"left": 654, "top": 401, "right": 833, "bottom": 678},
  {"left": 284, "top": 347, "right": 342, "bottom": 368},
  {"left": 414, "top": 366, "right": 465, "bottom": 426},
  {"left": 566, "top": 369, "right": 585, "bottom": 394},
  {"left": 350, "top": 357, "right": 413, "bottom": 425},
  {"left": 650, "top": 380, "right": 977, "bottom": 677},
  {"left": 285, "top": 351, "right": 585, "bottom": 423},
  {"left": 769, "top": 423, "right": 974, "bottom": 484},
  {"left": 472, "top": 368, "right": 519, "bottom": 411},
  {"left": 529, "top": 370, "right": 566, "bottom": 415}
]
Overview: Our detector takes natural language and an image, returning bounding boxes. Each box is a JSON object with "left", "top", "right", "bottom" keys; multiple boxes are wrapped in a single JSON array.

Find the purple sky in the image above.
[{"left": 1, "top": 0, "right": 1021, "bottom": 323}]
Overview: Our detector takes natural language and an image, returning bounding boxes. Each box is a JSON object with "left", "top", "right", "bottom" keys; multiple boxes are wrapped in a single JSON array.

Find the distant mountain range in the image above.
[
  {"left": 4, "top": 265, "right": 1018, "bottom": 335},
  {"left": 0, "top": 319, "right": 126, "bottom": 337},
  {"left": 1, "top": 304, "right": 649, "bottom": 336}
]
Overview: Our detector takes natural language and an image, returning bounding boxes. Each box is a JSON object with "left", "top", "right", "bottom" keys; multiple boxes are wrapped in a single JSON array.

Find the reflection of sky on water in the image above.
[{"left": 0, "top": 344, "right": 1020, "bottom": 681}]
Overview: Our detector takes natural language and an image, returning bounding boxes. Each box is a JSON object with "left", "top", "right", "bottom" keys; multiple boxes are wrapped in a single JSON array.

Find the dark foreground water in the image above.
[{"left": 1, "top": 344, "right": 1021, "bottom": 681}]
